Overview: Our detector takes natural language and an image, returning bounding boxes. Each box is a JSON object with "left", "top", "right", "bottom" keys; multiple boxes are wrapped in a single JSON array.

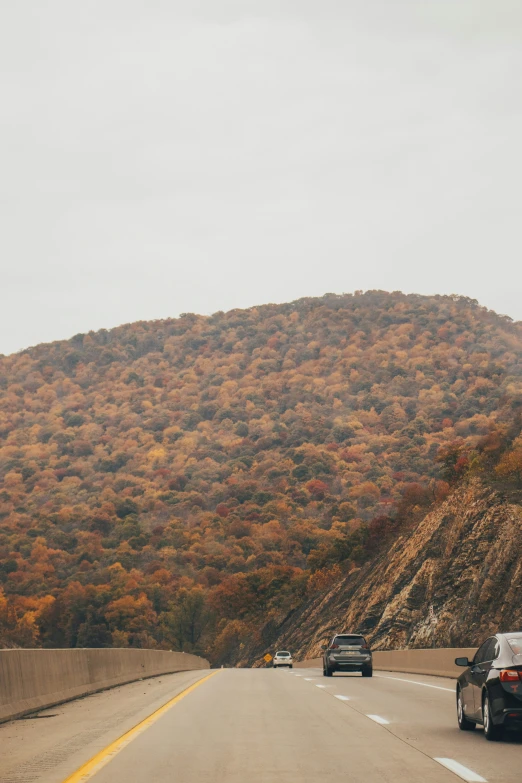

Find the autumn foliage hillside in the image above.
[{"left": 0, "top": 291, "right": 521, "bottom": 660}]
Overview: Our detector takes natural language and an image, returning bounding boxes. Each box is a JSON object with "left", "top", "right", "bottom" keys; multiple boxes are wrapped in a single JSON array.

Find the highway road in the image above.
[{"left": 1, "top": 666, "right": 521, "bottom": 783}]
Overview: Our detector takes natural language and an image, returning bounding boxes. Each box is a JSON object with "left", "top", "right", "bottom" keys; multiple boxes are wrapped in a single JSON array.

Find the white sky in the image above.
[{"left": 1, "top": 0, "right": 521, "bottom": 356}]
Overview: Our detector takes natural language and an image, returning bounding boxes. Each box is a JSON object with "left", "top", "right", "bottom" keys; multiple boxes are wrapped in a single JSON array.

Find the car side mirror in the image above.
[
  {"left": 321, "top": 644, "right": 327, "bottom": 650},
  {"left": 455, "top": 657, "right": 470, "bottom": 667}
]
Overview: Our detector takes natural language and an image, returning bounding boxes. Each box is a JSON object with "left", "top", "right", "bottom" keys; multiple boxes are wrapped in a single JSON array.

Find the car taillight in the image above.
[
  {"left": 330, "top": 644, "right": 339, "bottom": 650},
  {"left": 499, "top": 670, "right": 522, "bottom": 682}
]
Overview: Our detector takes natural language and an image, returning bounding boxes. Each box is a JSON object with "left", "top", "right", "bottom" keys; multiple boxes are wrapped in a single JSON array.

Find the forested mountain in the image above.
[{"left": 1, "top": 291, "right": 521, "bottom": 660}]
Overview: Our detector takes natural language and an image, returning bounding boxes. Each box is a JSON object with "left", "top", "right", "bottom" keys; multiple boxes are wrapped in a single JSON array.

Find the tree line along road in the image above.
[{"left": 0, "top": 666, "right": 520, "bottom": 783}]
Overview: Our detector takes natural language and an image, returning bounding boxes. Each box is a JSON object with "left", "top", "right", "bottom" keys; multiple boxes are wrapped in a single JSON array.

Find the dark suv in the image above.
[{"left": 322, "top": 633, "right": 373, "bottom": 677}]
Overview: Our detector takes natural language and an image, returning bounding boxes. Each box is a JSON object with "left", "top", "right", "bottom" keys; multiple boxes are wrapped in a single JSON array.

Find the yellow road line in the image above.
[{"left": 62, "top": 670, "right": 220, "bottom": 783}]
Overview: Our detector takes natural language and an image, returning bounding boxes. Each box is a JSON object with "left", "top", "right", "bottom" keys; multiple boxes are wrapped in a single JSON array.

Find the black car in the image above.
[
  {"left": 322, "top": 633, "right": 372, "bottom": 677},
  {"left": 456, "top": 632, "right": 522, "bottom": 740}
]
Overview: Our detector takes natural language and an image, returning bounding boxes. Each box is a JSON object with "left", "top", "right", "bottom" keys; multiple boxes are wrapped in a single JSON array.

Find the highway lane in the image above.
[
  {"left": 79, "top": 667, "right": 458, "bottom": 783},
  {"left": 1, "top": 668, "right": 520, "bottom": 782},
  {"left": 290, "top": 667, "right": 522, "bottom": 783}
]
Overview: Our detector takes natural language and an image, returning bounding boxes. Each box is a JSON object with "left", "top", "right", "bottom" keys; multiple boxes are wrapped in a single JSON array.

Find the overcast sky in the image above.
[{"left": 1, "top": 1, "right": 521, "bottom": 356}]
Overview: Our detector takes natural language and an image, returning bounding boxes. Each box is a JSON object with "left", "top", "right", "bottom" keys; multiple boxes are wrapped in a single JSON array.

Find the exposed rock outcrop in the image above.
[{"left": 246, "top": 480, "right": 522, "bottom": 664}]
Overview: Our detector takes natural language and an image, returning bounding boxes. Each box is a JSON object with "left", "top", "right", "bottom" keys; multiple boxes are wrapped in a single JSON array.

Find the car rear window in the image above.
[
  {"left": 276, "top": 651, "right": 290, "bottom": 656},
  {"left": 333, "top": 635, "right": 366, "bottom": 646},
  {"left": 507, "top": 635, "right": 522, "bottom": 655}
]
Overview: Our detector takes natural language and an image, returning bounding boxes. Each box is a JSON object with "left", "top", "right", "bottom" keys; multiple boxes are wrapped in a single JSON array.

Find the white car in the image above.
[{"left": 273, "top": 651, "right": 293, "bottom": 668}]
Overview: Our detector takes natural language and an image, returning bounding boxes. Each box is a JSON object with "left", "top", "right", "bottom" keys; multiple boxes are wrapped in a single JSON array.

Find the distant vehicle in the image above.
[
  {"left": 322, "top": 633, "right": 372, "bottom": 677},
  {"left": 273, "top": 651, "right": 293, "bottom": 668},
  {"left": 456, "top": 632, "right": 522, "bottom": 740}
]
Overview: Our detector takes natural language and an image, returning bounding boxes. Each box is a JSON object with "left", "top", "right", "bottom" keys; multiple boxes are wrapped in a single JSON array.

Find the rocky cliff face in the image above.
[{"left": 245, "top": 480, "right": 522, "bottom": 664}]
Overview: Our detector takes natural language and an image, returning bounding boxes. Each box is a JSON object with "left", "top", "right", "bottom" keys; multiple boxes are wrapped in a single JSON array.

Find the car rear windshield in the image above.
[
  {"left": 276, "top": 651, "right": 290, "bottom": 656},
  {"left": 333, "top": 636, "right": 366, "bottom": 646},
  {"left": 507, "top": 635, "right": 522, "bottom": 655}
]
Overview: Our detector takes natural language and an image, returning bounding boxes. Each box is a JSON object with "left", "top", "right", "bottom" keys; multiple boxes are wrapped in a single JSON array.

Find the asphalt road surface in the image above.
[{"left": 1, "top": 667, "right": 521, "bottom": 783}]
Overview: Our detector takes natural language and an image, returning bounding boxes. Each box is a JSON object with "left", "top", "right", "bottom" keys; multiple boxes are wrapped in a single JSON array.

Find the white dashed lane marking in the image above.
[
  {"left": 434, "top": 758, "right": 486, "bottom": 782},
  {"left": 334, "top": 695, "right": 350, "bottom": 701},
  {"left": 366, "top": 714, "right": 390, "bottom": 725}
]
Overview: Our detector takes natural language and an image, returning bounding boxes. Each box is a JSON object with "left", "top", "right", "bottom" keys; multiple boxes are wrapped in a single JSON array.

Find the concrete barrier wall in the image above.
[
  {"left": 295, "top": 647, "right": 478, "bottom": 679},
  {"left": 372, "top": 648, "right": 477, "bottom": 678},
  {"left": 0, "top": 648, "right": 209, "bottom": 723}
]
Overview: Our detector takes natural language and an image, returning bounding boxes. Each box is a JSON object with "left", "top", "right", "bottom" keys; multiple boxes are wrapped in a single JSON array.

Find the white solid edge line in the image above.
[
  {"left": 375, "top": 674, "right": 454, "bottom": 693},
  {"left": 334, "top": 695, "right": 350, "bottom": 701},
  {"left": 434, "top": 758, "right": 486, "bottom": 782},
  {"left": 366, "top": 714, "right": 390, "bottom": 725}
]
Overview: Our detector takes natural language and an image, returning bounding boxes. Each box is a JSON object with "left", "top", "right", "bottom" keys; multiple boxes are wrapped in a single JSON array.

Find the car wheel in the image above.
[
  {"left": 361, "top": 666, "right": 373, "bottom": 678},
  {"left": 325, "top": 666, "right": 333, "bottom": 677},
  {"left": 483, "top": 692, "right": 503, "bottom": 741},
  {"left": 457, "top": 688, "right": 475, "bottom": 731},
  {"left": 289, "top": 665, "right": 293, "bottom": 669}
]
